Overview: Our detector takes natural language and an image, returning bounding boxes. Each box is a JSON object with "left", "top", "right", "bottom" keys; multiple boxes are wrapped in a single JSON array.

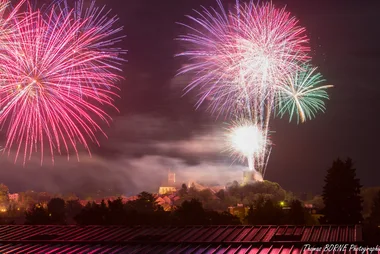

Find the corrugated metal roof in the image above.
[
  {"left": 0, "top": 243, "right": 371, "bottom": 254},
  {"left": 0, "top": 225, "right": 361, "bottom": 243},
  {"left": 0, "top": 243, "right": 302, "bottom": 254},
  {"left": 0, "top": 225, "right": 362, "bottom": 253}
]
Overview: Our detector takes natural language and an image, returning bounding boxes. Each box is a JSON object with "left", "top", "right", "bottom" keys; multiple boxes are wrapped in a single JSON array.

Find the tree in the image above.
[
  {"left": 106, "top": 198, "right": 127, "bottom": 225},
  {"left": 363, "top": 190, "right": 380, "bottom": 244},
  {"left": 368, "top": 190, "right": 380, "bottom": 225},
  {"left": 74, "top": 201, "right": 108, "bottom": 225},
  {"left": 228, "top": 181, "right": 287, "bottom": 204},
  {"left": 65, "top": 200, "right": 83, "bottom": 224},
  {"left": 25, "top": 204, "right": 50, "bottom": 225},
  {"left": 125, "top": 192, "right": 168, "bottom": 226},
  {"left": 47, "top": 198, "right": 66, "bottom": 225},
  {"left": 361, "top": 187, "right": 380, "bottom": 218},
  {"left": 321, "top": 158, "right": 363, "bottom": 224},
  {"left": 173, "top": 199, "right": 208, "bottom": 225},
  {"left": 19, "top": 191, "right": 37, "bottom": 209},
  {"left": 64, "top": 193, "right": 79, "bottom": 201},
  {"left": 287, "top": 200, "right": 310, "bottom": 225},
  {"left": 178, "top": 184, "right": 188, "bottom": 197},
  {"left": 215, "top": 189, "right": 225, "bottom": 200},
  {"left": 308, "top": 195, "right": 324, "bottom": 210},
  {"left": 246, "top": 198, "right": 285, "bottom": 225},
  {"left": 0, "top": 184, "right": 9, "bottom": 205},
  {"left": 207, "top": 210, "right": 241, "bottom": 225},
  {"left": 128, "top": 192, "right": 162, "bottom": 213}
]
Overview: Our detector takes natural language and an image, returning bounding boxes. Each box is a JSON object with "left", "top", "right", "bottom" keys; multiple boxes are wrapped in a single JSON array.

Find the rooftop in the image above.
[{"left": 0, "top": 225, "right": 362, "bottom": 253}]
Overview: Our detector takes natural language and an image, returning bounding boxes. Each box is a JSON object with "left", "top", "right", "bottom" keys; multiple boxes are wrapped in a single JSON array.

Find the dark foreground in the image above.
[{"left": 0, "top": 224, "right": 361, "bottom": 253}]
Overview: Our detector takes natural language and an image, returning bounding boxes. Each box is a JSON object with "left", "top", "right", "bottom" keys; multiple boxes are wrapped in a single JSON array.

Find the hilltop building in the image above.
[
  {"left": 242, "top": 170, "right": 263, "bottom": 185},
  {"left": 158, "top": 170, "right": 178, "bottom": 195}
]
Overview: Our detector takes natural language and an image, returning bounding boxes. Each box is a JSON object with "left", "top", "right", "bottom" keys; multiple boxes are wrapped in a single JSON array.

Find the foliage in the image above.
[
  {"left": 287, "top": 200, "right": 311, "bottom": 225},
  {"left": 228, "top": 180, "right": 287, "bottom": 205},
  {"left": 368, "top": 190, "right": 380, "bottom": 225},
  {"left": 307, "top": 195, "right": 324, "bottom": 210},
  {"left": 246, "top": 198, "right": 284, "bottom": 225},
  {"left": 47, "top": 198, "right": 66, "bottom": 225},
  {"left": 25, "top": 204, "right": 50, "bottom": 225},
  {"left": 321, "top": 158, "right": 363, "bottom": 224},
  {"left": 65, "top": 200, "right": 83, "bottom": 225},
  {"left": 361, "top": 186, "right": 380, "bottom": 218},
  {"left": 0, "top": 184, "right": 10, "bottom": 205},
  {"left": 363, "top": 190, "right": 380, "bottom": 244},
  {"left": 173, "top": 199, "right": 240, "bottom": 225},
  {"left": 178, "top": 184, "right": 188, "bottom": 197}
]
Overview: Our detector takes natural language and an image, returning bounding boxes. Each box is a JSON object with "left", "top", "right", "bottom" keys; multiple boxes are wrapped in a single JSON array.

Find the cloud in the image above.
[
  {"left": 0, "top": 114, "right": 244, "bottom": 195},
  {"left": 153, "top": 130, "right": 225, "bottom": 158},
  {"left": 0, "top": 153, "right": 243, "bottom": 196}
]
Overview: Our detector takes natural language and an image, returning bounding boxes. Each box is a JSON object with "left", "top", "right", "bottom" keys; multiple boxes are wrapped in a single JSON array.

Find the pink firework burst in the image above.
[
  {"left": 177, "top": 0, "right": 310, "bottom": 116},
  {"left": 48, "top": 0, "right": 126, "bottom": 92},
  {"left": 0, "top": 4, "right": 124, "bottom": 165}
]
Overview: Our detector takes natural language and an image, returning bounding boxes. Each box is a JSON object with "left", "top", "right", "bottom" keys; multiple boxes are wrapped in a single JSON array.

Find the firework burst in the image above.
[
  {"left": 276, "top": 65, "right": 333, "bottom": 123},
  {"left": 178, "top": 0, "right": 332, "bottom": 178},
  {"left": 177, "top": 0, "right": 310, "bottom": 117},
  {"left": 226, "top": 119, "right": 271, "bottom": 174},
  {"left": 47, "top": 0, "right": 126, "bottom": 92},
  {"left": 0, "top": 2, "right": 124, "bottom": 165},
  {"left": 0, "top": 0, "right": 25, "bottom": 49}
]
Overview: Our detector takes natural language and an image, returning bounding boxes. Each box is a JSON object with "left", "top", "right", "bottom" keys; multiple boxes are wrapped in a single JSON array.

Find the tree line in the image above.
[{"left": 0, "top": 157, "right": 379, "bottom": 243}]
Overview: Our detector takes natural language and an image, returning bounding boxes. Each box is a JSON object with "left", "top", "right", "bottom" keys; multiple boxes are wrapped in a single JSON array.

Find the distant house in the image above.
[
  {"left": 228, "top": 203, "right": 250, "bottom": 221},
  {"left": 8, "top": 193, "right": 19, "bottom": 202},
  {"left": 156, "top": 196, "right": 173, "bottom": 211}
]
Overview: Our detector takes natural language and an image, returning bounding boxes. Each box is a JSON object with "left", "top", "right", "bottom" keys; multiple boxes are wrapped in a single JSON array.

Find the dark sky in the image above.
[{"left": 2, "top": 0, "right": 379, "bottom": 196}]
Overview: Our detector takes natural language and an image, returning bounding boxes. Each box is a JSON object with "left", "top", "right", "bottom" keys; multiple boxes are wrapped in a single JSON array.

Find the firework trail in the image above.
[
  {"left": 0, "top": 2, "right": 124, "bottom": 165},
  {"left": 177, "top": 0, "right": 332, "bottom": 177},
  {"left": 0, "top": 0, "right": 25, "bottom": 50}
]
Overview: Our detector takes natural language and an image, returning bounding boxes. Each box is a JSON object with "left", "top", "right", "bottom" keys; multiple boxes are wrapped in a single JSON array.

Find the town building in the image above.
[
  {"left": 8, "top": 193, "right": 19, "bottom": 202},
  {"left": 228, "top": 203, "right": 250, "bottom": 221}
]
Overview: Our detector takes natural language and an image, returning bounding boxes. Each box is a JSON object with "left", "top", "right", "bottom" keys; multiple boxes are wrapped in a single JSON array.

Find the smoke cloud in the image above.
[{"left": 0, "top": 114, "right": 245, "bottom": 196}]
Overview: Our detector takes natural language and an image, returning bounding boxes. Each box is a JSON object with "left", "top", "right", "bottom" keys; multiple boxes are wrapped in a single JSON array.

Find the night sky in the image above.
[{"left": 1, "top": 0, "right": 379, "bottom": 196}]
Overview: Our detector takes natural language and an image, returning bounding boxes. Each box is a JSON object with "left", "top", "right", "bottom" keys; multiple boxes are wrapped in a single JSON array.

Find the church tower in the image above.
[
  {"left": 168, "top": 170, "right": 176, "bottom": 185},
  {"left": 158, "top": 169, "right": 177, "bottom": 195}
]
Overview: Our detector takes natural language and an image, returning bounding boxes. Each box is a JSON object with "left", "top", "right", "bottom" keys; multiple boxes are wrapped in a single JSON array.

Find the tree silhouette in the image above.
[
  {"left": 126, "top": 192, "right": 168, "bottom": 225},
  {"left": 65, "top": 200, "right": 83, "bottom": 224},
  {"left": 174, "top": 199, "right": 207, "bottom": 225},
  {"left": 178, "top": 184, "right": 188, "bottom": 197},
  {"left": 287, "top": 200, "right": 310, "bottom": 225},
  {"left": 228, "top": 181, "right": 287, "bottom": 205},
  {"left": 368, "top": 190, "right": 380, "bottom": 225},
  {"left": 131, "top": 192, "right": 161, "bottom": 212},
  {"left": 0, "top": 184, "right": 9, "bottom": 206},
  {"left": 207, "top": 211, "right": 241, "bottom": 225},
  {"left": 74, "top": 201, "right": 108, "bottom": 225},
  {"left": 48, "top": 198, "right": 66, "bottom": 225},
  {"left": 215, "top": 189, "right": 225, "bottom": 200},
  {"left": 246, "top": 198, "right": 284, "bottom": 225},
  {"left": 361, "top": 187, "right": 380, "bottom": 218},
  {"left": 25, "top": 204, "right": 50, "bottom": 225},
  {"left": 106, "top": 198, "right": 127, "bottom": 225},
  {"left": 321, "top": 158, "right": 363, "bottom": 224},
  {"left": 363, "top": 190, "right": 380, "bottom": 244}
]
